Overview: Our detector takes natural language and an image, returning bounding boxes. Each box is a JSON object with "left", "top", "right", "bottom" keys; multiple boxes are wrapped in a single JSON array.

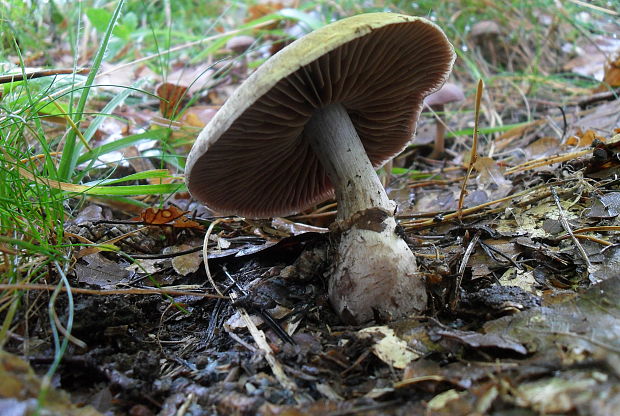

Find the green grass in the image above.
[{"left": 0, "top": 0, "right": 179, "bottom": 404}]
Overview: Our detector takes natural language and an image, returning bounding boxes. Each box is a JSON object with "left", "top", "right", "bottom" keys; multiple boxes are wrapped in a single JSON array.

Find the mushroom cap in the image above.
[
  {"left": 424, "top": 83, "right": 465, "bottom": 107},
  {"left": 186, "top": 12, "right": 456, "bottom": 218},
  {"left": 226, "top": 35, "right": 255, "bottom": 53},
  {"left": 470, "top": 20, "right": 501, "bottom": 37}
]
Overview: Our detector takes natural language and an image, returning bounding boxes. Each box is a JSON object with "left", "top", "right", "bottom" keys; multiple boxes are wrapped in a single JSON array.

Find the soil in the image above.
[{"left": 8, "top": 202, "right": 614, "bottom": 416}]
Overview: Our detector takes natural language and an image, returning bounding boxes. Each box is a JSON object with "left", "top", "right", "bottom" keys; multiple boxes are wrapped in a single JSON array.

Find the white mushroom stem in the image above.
[
  {"left": 305, "top": 104, "right": 427, "bottom": 324},
  {"left": 306, "top": 104, "right": 392, "bottom": 219}
]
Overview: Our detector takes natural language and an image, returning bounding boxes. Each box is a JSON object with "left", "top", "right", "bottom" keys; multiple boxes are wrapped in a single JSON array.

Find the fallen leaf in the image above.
[
  {"left": 594, "top": 52, "right": 620, "bottom": 92},
  {"left": 246, "top": 2, "right": 283, "bottom": 29},
  {"left": 180, "top": 105, "right": 218, "bottom": 128},
  {"left": 436, "top": 328, "right": 527, "bottom": 355},
  {"left": 514, "top": 373, "right": 603, "bottom": 413},
  {"left": 566, "top": 129, "right": 607, "bottom": 147},
  {"left": 358, "top": 326, "right": 421, "bottom": 369},
  {"left": 271, "top": 217, "right": 328, "bottom": 236},
  {"left": 165, "top": 244, "right": 202, "bottom": 276},
  {"left": 132, "top": 206, "right": 203, "bottom": 229},
  {"left": 157, "top": 82, "right": 189, "bottom": 119},
  {"left": 0, "top": 351, "right": 103, "bottom": 415},
  {"left": 75, "top": 253, "right": 131, "bottom": 288},
  {"left": 525, "top": 136, "right": 561, "bottom": 157},
  {"left": 586, "top": 192, "right": 620, "bottom": 218}
]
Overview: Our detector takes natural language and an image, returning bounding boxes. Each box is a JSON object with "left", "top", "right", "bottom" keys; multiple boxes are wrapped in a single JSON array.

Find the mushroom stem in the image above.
[
  {"left": 305, "top": 103, "right": 427, "bottom": 324},
  {"left": 305, "top": 104, "right": 391, "bottom": 220},
  {"left": 429, "top": 104, "right": 446, "bottom": 159}
]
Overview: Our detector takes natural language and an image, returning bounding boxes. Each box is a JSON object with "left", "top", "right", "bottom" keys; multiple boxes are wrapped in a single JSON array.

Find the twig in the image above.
[
  {"left": 218, "top": 267, "right": 300, "bottom": 395},
  {"left": 229, "top": 293, "right": 299, "bottom": 393},
  {"left": 479, "top": 240, "right": 524, "bottom": 270},
  {"left": 0, "top": 68, "right": 89, "bottom": 84},
  {"left": 176, "top": 392, "right": 195, "bottom": 416},
  {"left": 403, "top": 180, "right": 577, "bottom": 230},
  {"left": 403, "top": 186, "right": 531, "bottom": 229},
  {"left": 222, "top": 267, "right": 295, "bottom": 344},
  {"left": 558, "top": 106, "right": 567, "bottom": 141},
  {"left": 572, "top": 225, "right": 620, "bottom": 234},
  {"left": 457, "top": 79, "right": 483, "bottom": 215},
  {"left": 550, "top": 187, "right": 595, "bottom": 281},
  {"left": 394, "top": 375, "right": 446, "bottom": 388},
  {"left": 0, "top": 283, "right": 226, "bottom": 299},
  {"left": 577, "top": 88, "right": 620, "bottom": 108},
  {"left": 450, "top": 231, "right": 480, "bottom": 311},
  {"left": 505, "top": 149, "right": 591, "bottom": 175},
  {"left": 75, "top": 226, "right": 149, "bottom": 259},
  {"left": 566, "top": 0, "right": 618, "bottom": 16},
  {"left": 227, "top": 331, "right": 257, "bottom": 352},
  {"left": 203, "top": 219, "right": 226, "bottom": 297},
  {"left": 571, "top": 234, "right": 612, "bottom": 246},
  {"left": 340, "top": 349, "right": 371, "bottom": 377},
  {"left": 129, "top": 245, "right": 203, "bottom": 259}
]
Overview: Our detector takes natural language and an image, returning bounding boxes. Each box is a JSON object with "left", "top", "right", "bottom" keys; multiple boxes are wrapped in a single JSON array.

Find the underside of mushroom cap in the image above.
[{"left": 186, "top": 13, "right": 456, "bottom": 218}]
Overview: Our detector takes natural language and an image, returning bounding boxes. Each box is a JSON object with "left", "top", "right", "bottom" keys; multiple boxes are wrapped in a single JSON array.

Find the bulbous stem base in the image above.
[{"left": 305, "top": 104, "right": 427, "bottom": 324}]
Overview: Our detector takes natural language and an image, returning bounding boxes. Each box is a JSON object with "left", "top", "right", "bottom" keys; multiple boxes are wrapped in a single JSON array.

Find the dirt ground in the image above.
[{"left": 5, "top": 117, "right": 620, "bottom": 414}]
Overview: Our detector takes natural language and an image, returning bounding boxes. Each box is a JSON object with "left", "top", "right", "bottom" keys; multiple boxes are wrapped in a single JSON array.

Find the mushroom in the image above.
[
  {"left": 470, "top": 20, "right": 502, "bottom": 68},
  {"left": 226, "top": 35, "right": 255, "bottom": 54},
  {"left": 423, "top": 83, "right": 464, "bottom": 159},
  {"left": 186, "top": 13, "right": 455, "bottom": 324},
  {"left": 226, "top": 35, "right": 256, "bottom": 78}
]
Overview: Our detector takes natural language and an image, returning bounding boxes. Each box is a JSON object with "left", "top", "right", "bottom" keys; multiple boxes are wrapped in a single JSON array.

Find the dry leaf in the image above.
[
  {"left": 180, "top": 105, "right": 219, "bottom": 128},
  {"left": 132, "top": 206, "right": 203, "bottom": 229},
  {"left": 566, "top": 129, "right": 606, "bottom": 147},
  {"left": 246, "top": 3, "right": 284, "bottom": 29},
  {"left": 157, "top": 82, "right": 189, "bottom": 119},
  {"left": 358, "top": 326, "right": 421, "bottom": 369},
  {"left": 166, "top": 244, "right": 202, "bottom": 276},
  {"left": 594, "top": 52, "right": 620, "bottom": 92}
]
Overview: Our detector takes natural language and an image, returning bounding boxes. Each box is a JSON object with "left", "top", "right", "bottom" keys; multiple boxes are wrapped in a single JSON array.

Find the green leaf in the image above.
[
  {"left": 49, "top": 0, "right": 65, "bottom": 25},
  {"left": 77, "top": 129, "right": 171, "bottom": 165},
  {"left": 389, "top": 167, "right": 434, "bottom": 180},
  {"left": 446, "top": 122, "right": 531, "bottom": 138},
  {"left": 58, "top": 0, "right": 125, "bottom": 181},
  {"left": 35, "top": 99, "right": 69, "bottom": 117},
  {"left": 277, "top": 8, "right": 324, "bottom": 31},
  {"left": 85, "top": 7, "right": 132, "bottom": 40},
  {"left": 79, "top": 182, "right": 186, "bottom": 196},
  {"left": 121, "top": 12, "right": 138, "bottom": 32},
  {"left": 83, "top": 169, "right": 180, "bottom": 186},
  {"left": 85, "top": 8, "right": 114, "bottom": 34}
]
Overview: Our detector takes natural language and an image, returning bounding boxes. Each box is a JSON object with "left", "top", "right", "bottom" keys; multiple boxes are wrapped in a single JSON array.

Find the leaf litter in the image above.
[{"left": 3, "top": 3, "right": 620, "bottom": 416}]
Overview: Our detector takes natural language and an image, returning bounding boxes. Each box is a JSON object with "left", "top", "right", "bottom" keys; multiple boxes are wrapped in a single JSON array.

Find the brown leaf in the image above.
[
  {"left": 0, "top": 351, "right": 103, "bottom": 415},
  {"left": 132, "top": 207, "right": 203, "bottom": 229},
  {"left": 595, "top": 53, "right": 620, "bottom": 92},
  {"left": 567, "top": 128, "right": 607, "bottom": 147},
  {"left": 436, "top": 328, "right": 528, "bottom": 355},
  {"left": 180, "top": 105, "right": 219, "bottom": 128},
  {"left": 172, "top": 216, "right": 204, "bottom": 229},
  {"left": 157, "top": 82, "right": 189, "bottom": 119},
  {"left": 135, "top": 206, "right": 186, "bottom": 225},
  {"left": 246, "top": 3, "right": 284, "bottom": 29}
]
